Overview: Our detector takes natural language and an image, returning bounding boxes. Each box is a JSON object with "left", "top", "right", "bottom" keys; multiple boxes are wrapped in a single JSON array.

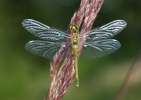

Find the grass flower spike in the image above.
[{"left": 22, "top": 0, "right": 127, "bottom": 100}]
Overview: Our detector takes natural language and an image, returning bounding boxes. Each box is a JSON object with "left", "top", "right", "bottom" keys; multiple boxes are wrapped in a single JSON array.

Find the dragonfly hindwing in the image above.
[
  {"left": 80, "top": 39, "right": 121, "bottom": 59},
  {"left": 25, "top": 40, "right": 65, "bottom": 59}
]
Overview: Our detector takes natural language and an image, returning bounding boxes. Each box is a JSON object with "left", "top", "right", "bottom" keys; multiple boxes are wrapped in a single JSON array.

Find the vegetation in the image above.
[{"left": 0, "top": 0, "right": 141, "bottom": 100}]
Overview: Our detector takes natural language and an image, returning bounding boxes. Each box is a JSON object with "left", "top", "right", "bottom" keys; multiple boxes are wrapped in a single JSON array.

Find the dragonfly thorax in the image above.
[
  {"left": 69, "top": 24, "right": 79, "bottom": 49},
  {"left": 71, "top": 33, "right": 79, "bottom": 50},
  {"left": 69, "top": 24, "right": 79, "bottom": 33}
]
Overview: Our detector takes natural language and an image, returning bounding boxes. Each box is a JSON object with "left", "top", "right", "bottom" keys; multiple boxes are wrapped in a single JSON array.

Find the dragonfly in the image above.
[{"left": 22, "top": 19, "right": 127, "bottom": 87}]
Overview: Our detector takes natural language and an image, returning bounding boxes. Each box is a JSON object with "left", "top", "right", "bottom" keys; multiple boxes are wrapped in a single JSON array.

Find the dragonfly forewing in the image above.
[
  {"left": 22, "top": 19, "right": 67, "bottom": 42},
  {"left": 86, "top": 20, "right": 127, "bottom": 42}
]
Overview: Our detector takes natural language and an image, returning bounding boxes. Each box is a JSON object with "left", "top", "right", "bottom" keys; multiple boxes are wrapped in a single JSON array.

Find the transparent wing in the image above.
[
  {"left": 25, "top": 40, "right": 67, "bottom": 59},
  {"left": 80, "top": 39, "right": 121, "bottom": 59},
  {"left": 86, "top": 20, "right": 127, "bottom": 42},
  {"left": 22, "top": 19, "right": 67, "bottom": 42}
]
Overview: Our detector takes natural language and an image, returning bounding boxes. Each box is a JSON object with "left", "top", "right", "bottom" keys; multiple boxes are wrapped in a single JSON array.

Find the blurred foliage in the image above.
[{"left": 0, "top": 0, "right": 141, "bottom": 100}]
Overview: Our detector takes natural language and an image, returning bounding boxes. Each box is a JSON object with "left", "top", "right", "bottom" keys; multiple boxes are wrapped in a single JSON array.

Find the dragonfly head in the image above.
[{"left": 69, "top": 24, "right": 79, "bottom": 33}]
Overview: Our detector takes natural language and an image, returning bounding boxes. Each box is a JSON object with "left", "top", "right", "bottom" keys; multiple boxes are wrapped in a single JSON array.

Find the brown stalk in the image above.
[{"left": 114, "top": 51, "right": 141, "bottom": 100}]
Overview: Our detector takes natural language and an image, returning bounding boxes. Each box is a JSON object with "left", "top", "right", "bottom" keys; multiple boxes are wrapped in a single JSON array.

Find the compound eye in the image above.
[
  {"left": 69, "top": 24, "right": 79, "bottom": 32},
  {"left": 72, "top": 25, "right": 75, "bottom": 29}
]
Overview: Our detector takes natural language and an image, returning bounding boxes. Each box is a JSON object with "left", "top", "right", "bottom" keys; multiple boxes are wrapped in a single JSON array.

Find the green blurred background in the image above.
[{"left": 0, "top": 0, "right": 141, "bottom": 100}]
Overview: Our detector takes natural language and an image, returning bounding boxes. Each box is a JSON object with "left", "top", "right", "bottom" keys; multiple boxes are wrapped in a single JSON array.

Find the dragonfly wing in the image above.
[
  {"left": 22, "top": 19, "right": 67, "bottom": 42},
  {"left": 80, "top": 39, "right": 121, "bottom": 59},
  {"left": 25, "top": 40, "right": 67, "bottom": 59},
  {"left": 86, "top": 20, "right": 127, "bottom": 41}
]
